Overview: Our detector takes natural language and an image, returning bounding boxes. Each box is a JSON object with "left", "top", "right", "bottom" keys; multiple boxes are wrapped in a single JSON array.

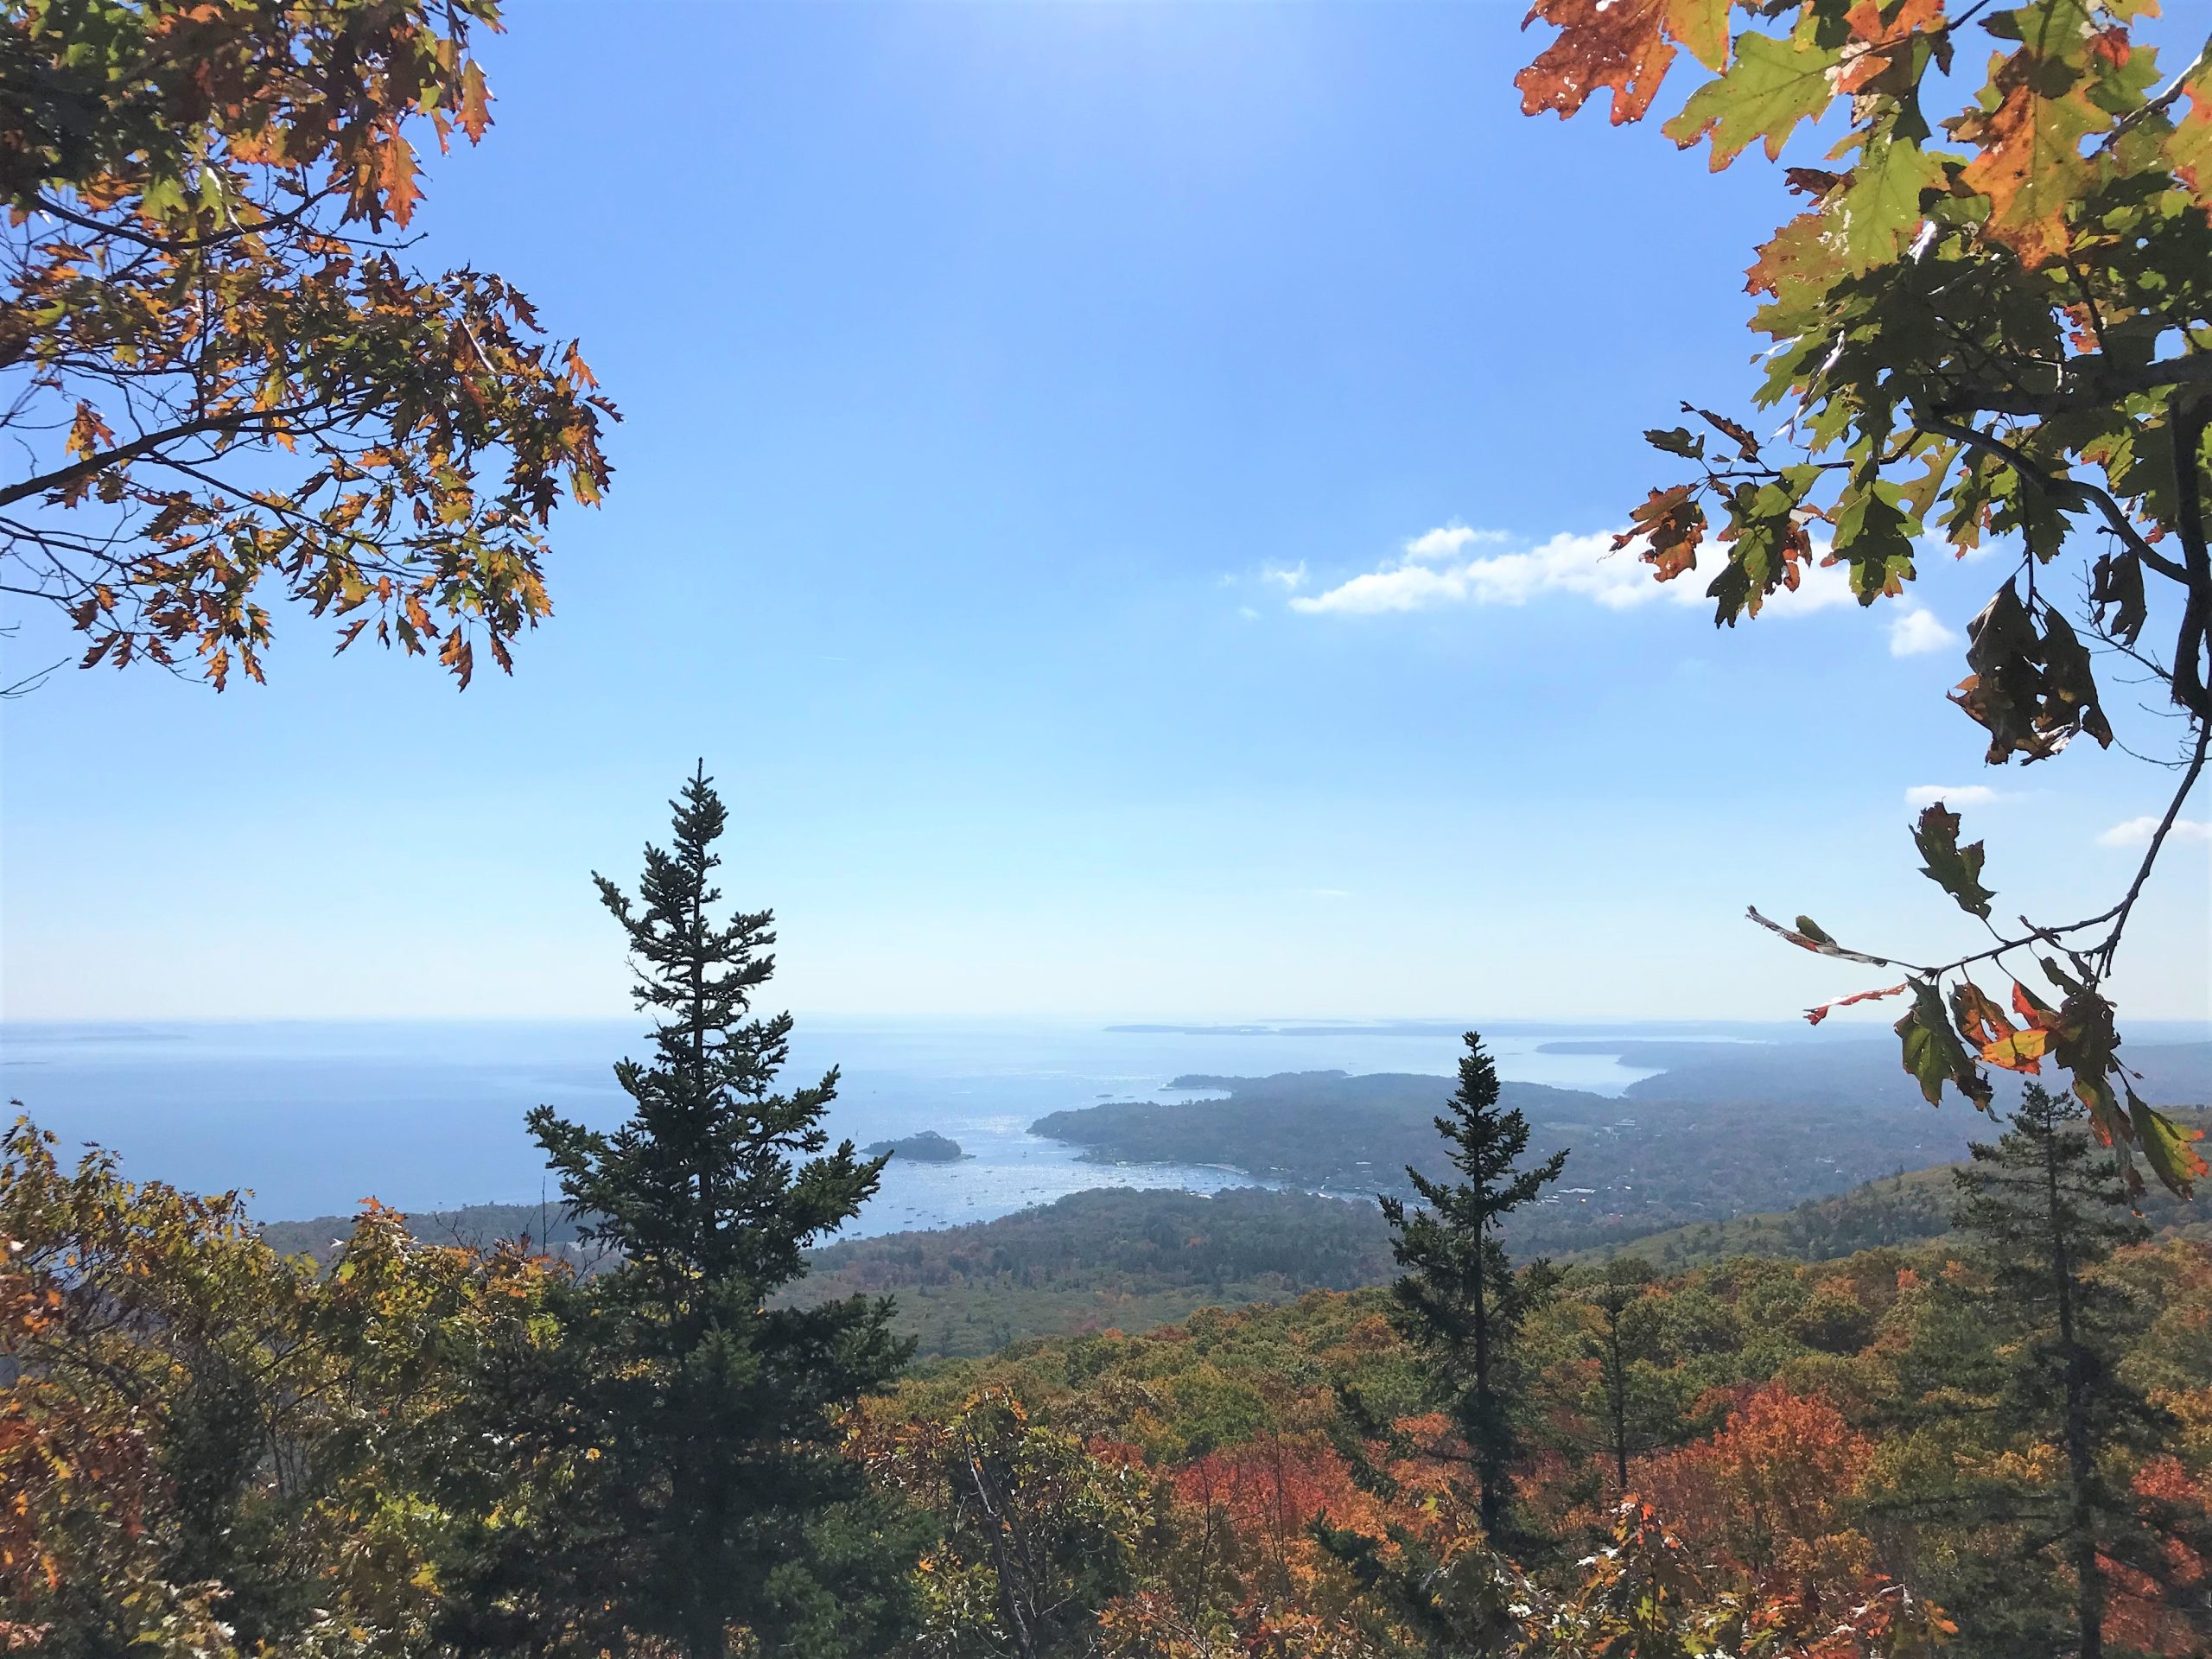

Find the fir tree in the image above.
[
  {"left": 1886, "top": 1084, "right": 2169, "bottom": 1659},
  {"left": 1382, "top": 1030, "right": 1567, "bottom": 1547},
  {"left": 1586, "top": 1255, "right": 1663, "bottom": 1494},
  {"left": 494, "top": 765, "right": 918, "bottom": 1659}
]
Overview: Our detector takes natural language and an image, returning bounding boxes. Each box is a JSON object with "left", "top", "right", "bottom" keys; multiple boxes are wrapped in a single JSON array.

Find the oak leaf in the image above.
[
  {"left": 1518, "top": 0, "right": 1678, "bottom": 125},
  {"left": 1664, "top": 30, "right": 1841, "bottom": 170}
]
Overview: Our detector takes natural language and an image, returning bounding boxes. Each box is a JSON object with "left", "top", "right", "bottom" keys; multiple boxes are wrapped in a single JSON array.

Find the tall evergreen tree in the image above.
[
  {"left": 1382, "top": 1031, "right": 1567, "bottom": 1547},
  {"left": 1586, "top": 1255, "right": 1662, "bottom": 1494},
  {"left": 488, "top": 766, "right": 918, "bottom": 1659},
  {"left": 1885, "top": 1084, "right": 2170, "bottom": 1659}
]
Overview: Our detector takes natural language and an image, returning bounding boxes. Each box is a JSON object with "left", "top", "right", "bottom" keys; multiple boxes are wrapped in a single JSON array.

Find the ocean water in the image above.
[{"left": 0, "top": 1017, "right": 1698, "bottom": 1236}]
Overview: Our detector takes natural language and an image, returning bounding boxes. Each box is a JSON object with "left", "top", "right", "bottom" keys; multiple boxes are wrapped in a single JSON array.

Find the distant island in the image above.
[{"left": 863, "top": 1129, "right": 967, "bottom": 1162}]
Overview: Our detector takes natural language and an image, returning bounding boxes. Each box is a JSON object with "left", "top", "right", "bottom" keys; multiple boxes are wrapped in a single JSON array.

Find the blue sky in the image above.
[{"left": 3, "top": 3, "right": 2206, "bottom": 1024}]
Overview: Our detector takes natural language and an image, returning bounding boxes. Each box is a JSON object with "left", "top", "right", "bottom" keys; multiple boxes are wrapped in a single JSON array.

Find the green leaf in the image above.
[
  {"left": 1830, "top": 479, "right": 1917, "bottom": 603},
  {"left": 1911, "top": 803, "right": 1995, "bottom": 919},
  {"left": 2126, "top": 1086, "right": 2208, "bottom": 1198},
  {"left": 1896, "top": 980, "right": 1992, "bottom": 1109},
  {"left": 1644, "top": 425, "right": 1706, "bottom": 459},
  {"left": 1664, "top": 31, "right": 1841, "bottom": 169},
  {"left": 1665, "top": 0, "right": 1731, "bottom": 74},
  {"left": 1836, "top": 136, "right": 1948, "bottom": 273}
]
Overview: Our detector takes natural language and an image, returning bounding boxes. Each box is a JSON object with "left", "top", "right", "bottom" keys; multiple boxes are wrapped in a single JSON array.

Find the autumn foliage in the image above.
[
  {"left": 0, "top": 0, "right": 616, "bottom": 686},
  {"left": 1518, "top": 0, "right": 2212, "bottom": 1199}
]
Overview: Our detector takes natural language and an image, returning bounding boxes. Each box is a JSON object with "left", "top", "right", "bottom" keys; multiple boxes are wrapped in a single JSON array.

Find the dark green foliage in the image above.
[
  {"left": 1882, "top": 1085, "right": 2181, "bottom": 1659},
  {"left": 467, "top": 766, "right": 919, "bottom": 1659},
  {"left": 863, "top": 1130, "right": 966, "bottom": 1162},
  {"left": 1583, "top": 1256, "right": 1667, "bottom": 1492},
  {"left": 1380, "top": 1032, "right": 1567, "bottom": 1545},
  {"left": 792, "top": 1185, "right": 1397, "bottom": 1357}
]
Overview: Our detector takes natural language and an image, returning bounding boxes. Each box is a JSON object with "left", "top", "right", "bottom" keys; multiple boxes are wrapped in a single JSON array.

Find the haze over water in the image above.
[{"left": 0, "top": 1017, "right": 1712, "bottom": 1231}]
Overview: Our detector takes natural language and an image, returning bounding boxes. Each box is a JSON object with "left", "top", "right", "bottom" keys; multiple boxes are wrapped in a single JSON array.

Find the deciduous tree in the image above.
[
  {"left": 0, "top": 0, "right": 615, "bottom": 688},
  {"left": 0, "top": 1117, "right": 563, "bottom": 1659},
  {"left": 1518, "top": 0, "right": 2208, "bottom": 1197}
]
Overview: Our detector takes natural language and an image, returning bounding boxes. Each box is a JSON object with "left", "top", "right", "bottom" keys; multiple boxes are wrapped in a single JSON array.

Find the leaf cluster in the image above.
[{"left": 0, "top": 0, "right": 617, "bottom": 686}]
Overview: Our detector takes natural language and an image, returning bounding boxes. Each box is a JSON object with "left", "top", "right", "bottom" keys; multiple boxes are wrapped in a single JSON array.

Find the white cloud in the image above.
[
  {"left": 1904, "top": 785, "right": 2003, "bottom": 810},
  {"left": 1259, "top": 562, "right": 1307, "bottom": 590},
  {"left": 1402, "top": 524, "right": 1510, "bottom": 563},
  {"left": 1291, "top": 526, "right": 1856, "bottom": 618},
  {"left": 2098, "top": 816, "right": 2212, "bottom": 849},
  {"left": 1887, "top": 607, "right": 1958, "bottom": 657}
]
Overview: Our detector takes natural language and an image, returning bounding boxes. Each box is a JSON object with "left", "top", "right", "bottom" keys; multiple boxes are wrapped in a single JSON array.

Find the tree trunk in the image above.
[
  {"left": 1606, "top": 1311, "right": 1629, "bottom": 1491},
  {"left": 2044, "top": 1122, "right": 2102, "bottom": 1659}
]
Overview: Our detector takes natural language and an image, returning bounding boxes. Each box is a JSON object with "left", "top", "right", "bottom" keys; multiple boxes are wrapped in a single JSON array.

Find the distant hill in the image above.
[
  {"left": 791, "top": 1111, "right": 2212, "bottom": 1359},
  {"left": 1543, "top": 1036, "right": 2212, "bottom": 1115},
  {"left": 1574, "top": 1104, "right": 2212, "bottom": 1268},
  {"left": 788, "top": 1185, "right": 1395, "bottom": 1360},
  {"left": 257, "top": 1200, "right": 602, "bottom": 1268},
  {"left": 1028, "top": 1052, "right": 2211, "bottom": 1256},
  {"left": 1029, "top": 1069, "right": 1976, "bottom": 1254}
]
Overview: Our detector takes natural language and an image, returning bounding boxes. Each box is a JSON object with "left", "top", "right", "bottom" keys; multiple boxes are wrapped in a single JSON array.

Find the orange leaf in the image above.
[{"left": 1517, "top": 0, "right": 1678, "bottom": 126}]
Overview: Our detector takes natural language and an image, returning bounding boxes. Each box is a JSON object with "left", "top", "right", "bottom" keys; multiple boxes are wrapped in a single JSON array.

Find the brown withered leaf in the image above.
[
  {"left": 1805, "top": 981, "right": 1910, "bottom": 1026},
  {"left": 1614, "top": 483, "right": 1707, "bottom": 581},
  {"left": 1518, "top": 0, "right": 1678, "bottom": 125},
  {"left": 2090, "top": 549, "right": 2146, "bottom": 645},
  {"left": 1684, "top": 402, "right": 1761, "bottom": 461},
  {"left": 1949, "top": 584, "right": 2111, "bottom": 763}
]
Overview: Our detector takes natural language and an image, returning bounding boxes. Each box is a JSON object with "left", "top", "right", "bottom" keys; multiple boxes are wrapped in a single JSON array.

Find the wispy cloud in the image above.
[
  {"left": 1887, "top": 607, "right": 1958, "bottom": 657},
  {"left": 1291, "top": 525, "right": 1854, "bottom": 617},
  {"left": 2098, "top": 816, "right": 2212, "bottom": 849},
  {"left": 1259, "top": 562, "right": 1307, "bottom": 590},
  {"left": 1904, "top": 784, "right": 2005, "bottom": 809}
]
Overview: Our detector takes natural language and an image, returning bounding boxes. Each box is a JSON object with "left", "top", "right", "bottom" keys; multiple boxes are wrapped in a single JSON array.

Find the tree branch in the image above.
[
  {"left": 0, "top": 403, "right": 330, "bottom": 511},
  {"left": 1930, "top": 353, "right": 2212, "bottom": 420},
  {"left": 1915, "top": 414, "right": 2193, "bottom": 588}
]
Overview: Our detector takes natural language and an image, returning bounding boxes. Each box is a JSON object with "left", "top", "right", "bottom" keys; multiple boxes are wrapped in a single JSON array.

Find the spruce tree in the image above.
[
  {"left": 1888, "top": 1084, "right": 2168, "bottom": 1659},
  {"left": 1382, "top": 1031, "right": 1567, "bottom": 1547},
  {"left": 1586, "top": 1255, "right": 1662, "bottom": 1494},
  {"left": 1955, "top": 1084, "right": 2162, "bottom": 1659},
  {"left": 507, "top": 765, "right": 916, "bottom": 1659}
]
